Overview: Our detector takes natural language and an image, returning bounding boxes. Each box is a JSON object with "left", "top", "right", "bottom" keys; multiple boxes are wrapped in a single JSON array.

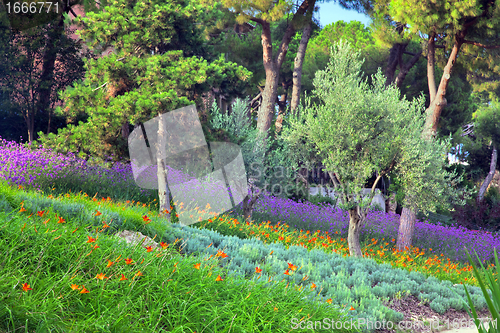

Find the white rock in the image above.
[{"left": 112, "top": 230, "right": 160, "bottom": 250}]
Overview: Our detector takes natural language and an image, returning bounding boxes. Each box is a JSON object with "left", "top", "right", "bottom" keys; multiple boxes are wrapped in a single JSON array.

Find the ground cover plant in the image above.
[{"left": 1, "top": 136, "right": 499, "bottom": 332}]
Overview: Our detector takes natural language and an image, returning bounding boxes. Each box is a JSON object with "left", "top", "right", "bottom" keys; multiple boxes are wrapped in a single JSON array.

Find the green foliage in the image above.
[
  {"left": 71, "top": 0, "right": 215, "bottom": 59},
  {"left": 209, "top": 98, "right": 253, "bottom": 140},
  {"left": 474, "top": 100, "right": 500, "bottom": 148},
  {"left": 307, "top": 192, "right": 338, "bottom": 208},
  {"left": 0, "top": 21, "right": 90, "bottom": 143},
  {"left": 221, "top": 0, "right": 294, "bottom": 24},
  {"left": 449, "top": 248, "right": 500, "bottom": 333},
  {"left": 208, "top": 96, "right": 300, "bottom": 201},
  {"left": 32, "top": 2, "right": 251, "bottom": 163},
  {"left": 302, "top": 20, "right": 387, "bottom": 100},
  {"left": 166, "top": 220, "right": 491, "bottom": 329},
  {"left": 0, "top": 194, "right": 12, "bottom": 213},
  {"left": 283, "top": 40, "right": 469, "bottom": 214}
]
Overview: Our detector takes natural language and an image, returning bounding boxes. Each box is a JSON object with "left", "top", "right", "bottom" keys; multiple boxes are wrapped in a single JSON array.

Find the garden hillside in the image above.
[{"left": 0, "top": 137, "right": 498, "bottom": 333}]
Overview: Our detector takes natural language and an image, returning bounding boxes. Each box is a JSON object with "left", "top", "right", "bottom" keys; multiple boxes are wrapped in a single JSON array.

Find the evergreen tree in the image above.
[{"left": 30, "top": 0, "right": 253, "bottom": 218}]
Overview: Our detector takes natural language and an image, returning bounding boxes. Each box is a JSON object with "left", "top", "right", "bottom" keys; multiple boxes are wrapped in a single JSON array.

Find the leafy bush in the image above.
[
  {"left": 0, "top": 195, "right": 12, "bottom": 213},
  {"left": 307, "top": 192, "right": 338, "bottom": 208},
  {"left": 451, "top": 187, "right": 500, "bottom": 233}
]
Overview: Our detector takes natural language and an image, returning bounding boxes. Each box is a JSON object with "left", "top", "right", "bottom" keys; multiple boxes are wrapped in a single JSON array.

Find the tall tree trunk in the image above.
[
  {"left": 384, "top": 22, "right": 406, "bottom": 86},
  {"left": 290, "top": 7, "right": 313, "bottom": 117},
  {"left": 477, "top": 143, "right": 498, "bottom": 203},
  {"left": 156, "top": 113, "right": 171, "bottom": 221},
  {"left": 394, "top": 51, "right": 421, "bottom": 88},
  {"left": 46, "top": 108, "right": 52, "bottom": 134},
  {"left": 25, "top": 107, "right": 35, "bottom": 143},
  {"left": 252, "top": 0, "right": 314, "bottom": 143},
  {"left": 275, "top": 80, "right": 291, "bottom": 137},
  {"left": 35, "top": 2, "right": 69, "bottom": 143},
  {"left": 121, "top": 121, "right": 130, "bottom": 140},
  {"left": 427, "top": 31, "right": 437, "bottom": 102},
  {"left": 384, "top": 22, "right": 422, "bottom": 89},
  {"left": 395, "top": 203, "right": 417, "bottom": 252},
  {"left": 395, "top": 29, "right": 465, "bottom": 251},
  {"left": 347, "top": 208, "right": 363, "bottom": 257},
  {"left": 424, "top": 30, "right": 465, "bottom": 135},
  {"left": 257, "top": 19, "right": 280, "bottom": 141}
]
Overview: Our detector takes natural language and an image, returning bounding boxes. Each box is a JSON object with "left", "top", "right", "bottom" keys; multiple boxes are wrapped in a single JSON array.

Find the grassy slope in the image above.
[{"left": 0, "top": 181, "right": 359, "bottom": 333}]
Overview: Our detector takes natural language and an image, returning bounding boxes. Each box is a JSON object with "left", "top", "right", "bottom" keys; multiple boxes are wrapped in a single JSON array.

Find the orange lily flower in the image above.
[
  {"left": 87, "top": 236, "right": 96, "bottom": 243},
  {"left": 57, "top": 216, "right": 65, "bottom": 223},
  {"left": 287, "top": 263, "right": 297, "bottom": 271},
  {"left": 95, "top": 211, "right": 102, "bottom": 216},
  {"left": 125, "top": 258, "right": 133, "bottom": 265},
  {"left": 255, "top": 267, "right": 262, "bottom": 273},
  {"left": 159, "top": 242, "right": 168, "bottom": 249},
  {"left": 37, "top": 210, "right": 45, "bottom": 217},
  {"left": 284, "top": 269, "right": 291, "bottom": 276},
  {"left": 326, "top": 298, "right": 332, "bottom": 304},
  {"left": 119, "top": 274, "right": 128, "bottom": 281},
  {"left": 22, "top": 283, "right": 32, "bottom": 292},
  {"left": 106, "top": 260, "right": 114, "bottom": 268},
  {"left": 95, "top": 273, "right": 108, "bottom": 280},
  {"left": 215, "top": 275, "right": 223, "bottom": 281},
  {"left": 311, "top": 283, "right": 316, "bottom": 290},
  {"left": 193, "top": 263, "right": 201, "bottom": 270},
  {"left": 216, "top": 250, "right": 228, "bottom": 258},
  {"left": 146, "top": 246, "right": 153, "bottom": 253},
  {"left": 80, "top": 286, "right": 89, "bottom": 293},
  {"left": 70, "top": 284, "right": 80, "bottom": 290}
]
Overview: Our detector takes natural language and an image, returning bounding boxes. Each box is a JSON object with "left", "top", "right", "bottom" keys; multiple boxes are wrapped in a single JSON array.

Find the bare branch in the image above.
[
  {"left": 93, "top": 82, "right": 108, "bottom": 91},
  {"left": 463, "top": 40, "right": 500, "bottom": 49}
]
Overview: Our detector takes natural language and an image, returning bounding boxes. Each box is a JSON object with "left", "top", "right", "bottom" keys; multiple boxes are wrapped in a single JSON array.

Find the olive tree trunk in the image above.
[
  {"left": 395, "top": 204, "right": 417, "bottom": 252},
  {"left": 242, "top": 178, "right": 261, "bottom": 224},
  {"left": 347, "top": 208, "right": 364, "bottom": 257}
]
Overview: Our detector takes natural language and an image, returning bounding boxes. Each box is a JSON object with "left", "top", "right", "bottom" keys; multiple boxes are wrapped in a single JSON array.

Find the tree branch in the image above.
[
  {"left": 463, "top": 40, "right": 500, "bottom": 49},
  {"left": 249, "top": 17, "right": 265, "bottom": 26},
  {"left": 276, "top": 0, "right": 314, "bottom": 68},
  {"left": 404, "top": 51, "right": 426, "bottom": 60}
]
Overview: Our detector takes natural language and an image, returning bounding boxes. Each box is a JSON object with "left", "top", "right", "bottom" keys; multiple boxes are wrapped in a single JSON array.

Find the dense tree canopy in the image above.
[{"left": 29, "top": 0, "right": 252, "bottom": 168}]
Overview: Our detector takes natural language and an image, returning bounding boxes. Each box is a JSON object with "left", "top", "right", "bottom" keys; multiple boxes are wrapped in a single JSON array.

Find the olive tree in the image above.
[{"left": 281, "top": 40, "right": 468, "bottom": 257}]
